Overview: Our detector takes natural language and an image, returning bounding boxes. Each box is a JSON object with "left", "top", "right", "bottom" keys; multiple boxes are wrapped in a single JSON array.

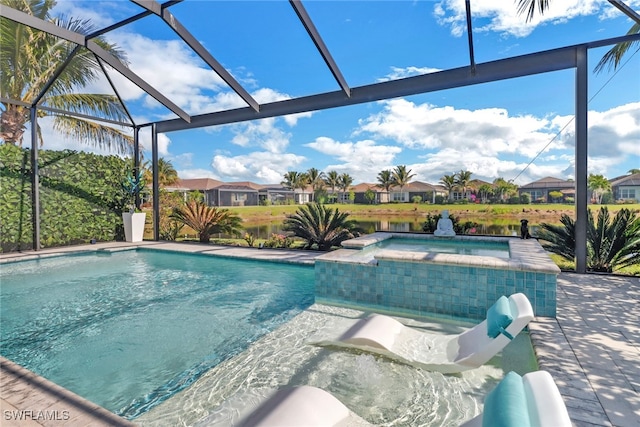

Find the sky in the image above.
[{"left": 29, "top": 0, "right": 640, "bottom": 186}]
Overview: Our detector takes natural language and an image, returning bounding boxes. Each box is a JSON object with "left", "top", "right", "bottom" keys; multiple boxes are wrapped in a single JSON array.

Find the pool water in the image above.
[
  {"left": 137, "top": 304, "right": 537, "bottom": 426},
  {"left": 0, "top": 249, "right": 314, "bottom": 419},
  {"left": 378, "top": 237, "right": 510, "bottom": 258}
]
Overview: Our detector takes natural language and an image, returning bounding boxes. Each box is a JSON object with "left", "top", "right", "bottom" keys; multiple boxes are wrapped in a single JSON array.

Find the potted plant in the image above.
[{"left": 121, "top": 169, "right": 146, "bottom": 242}]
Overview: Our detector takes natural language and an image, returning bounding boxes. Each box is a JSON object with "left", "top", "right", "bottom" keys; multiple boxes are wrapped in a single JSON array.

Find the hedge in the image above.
[{"left": 0, "top": 144, "right": 130, "bottom": 252}]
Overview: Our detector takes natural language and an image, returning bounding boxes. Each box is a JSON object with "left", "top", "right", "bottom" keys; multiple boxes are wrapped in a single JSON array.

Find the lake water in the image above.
[{"left": 230, "top": 217, "right": 535, "bottom": 240}]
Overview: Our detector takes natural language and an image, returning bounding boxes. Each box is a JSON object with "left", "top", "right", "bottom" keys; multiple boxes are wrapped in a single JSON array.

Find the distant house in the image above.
[
  {"left": 449, "top": 179, "right": 492, "bottom": 202},
  {"left": 405, "top": 181, "right": 446, "bottom": 203},
  {"left": 258, "top": 184, "right": 295, "bottom": 205},
  {"left": 210, "top": 183, "right": 259, "bottom": 207},
  {"left": 350, "top": 183, "right": 385, "bottom": 204},
  {"left": 166, "top": 178, "right": 224, "bottom": 205},
  {"left": 518, "top": 177, "right": 576, "bottom": 203},
  {"left": 167, "top": 179, "right": 294, "bottom": 207},
  {"left": 610, "top": 173, "right": 640, "bottom": 202}
]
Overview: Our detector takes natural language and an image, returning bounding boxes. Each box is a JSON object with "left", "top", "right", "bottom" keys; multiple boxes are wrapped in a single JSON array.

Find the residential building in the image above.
[
  {"left": 518, "top": 177, "right": 576, "bottom": 203},
  {"left": 610, "top": 173, "right": 640, "bottom": 202}
]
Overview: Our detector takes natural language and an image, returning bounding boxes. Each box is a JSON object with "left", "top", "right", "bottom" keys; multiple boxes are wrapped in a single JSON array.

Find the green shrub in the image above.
[{"left": 0, "top": 145, "right": 128, "bottom": 252}]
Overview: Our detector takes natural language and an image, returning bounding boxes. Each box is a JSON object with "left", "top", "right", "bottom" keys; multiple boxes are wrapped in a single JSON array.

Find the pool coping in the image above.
[
  {"left": 322, "top": 232, "right": 561, "bottom": 274},
  {"left": 1, "top": 241, "right": 637, "bottom": 426}
]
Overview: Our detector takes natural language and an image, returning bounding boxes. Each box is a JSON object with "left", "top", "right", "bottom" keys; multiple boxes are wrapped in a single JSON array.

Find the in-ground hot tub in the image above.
[{"left": 315, "top": 232, "right": 560, "bottom": 319}]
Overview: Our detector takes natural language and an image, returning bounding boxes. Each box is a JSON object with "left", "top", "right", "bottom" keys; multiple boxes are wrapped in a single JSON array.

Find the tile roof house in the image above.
[
  {"left": 518, "top": 177, "right": 576, "bottom": 203},
  {"left": 167, "top": 179, "right": 295, "bottom": 207},
  {"left": 610, "top": 173, "right": 640, "bottom": 202}
]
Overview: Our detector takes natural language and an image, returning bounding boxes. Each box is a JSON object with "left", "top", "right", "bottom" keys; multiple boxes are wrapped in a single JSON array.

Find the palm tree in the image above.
[
  {"left": 324, "top": 170, "right": 340, "bottom": 202},
  {"left": 493, "top": 177, "right": 516, "bottom": 202},
  {"left": 537, "top": 207, "right": 640, "bottom": 272},
  {"left": 439, "top": 174, "right": 457, "bottom": 202},
  {"left": 338, "top": 173, "right": 353, "bottom": 203},
  {"left": 478, "top": 183, "right": 494, "bottom": 203},
  {"left": 376, "top": 169, "right": 395, "bottom": 203},
  {"left": 516, "top": 0, "right": 639, "bottom": 73},
  {"left": 587, "top": 173, "right": 611, "bottom": 204},
  {"left": 282, "top": 171, "right": 309, "bottom": 203},
  {"left": 454, "top": 170, "right": 473, "bottom": 200},
  {"left": 283, "top": 202, "right": 358, "bottom": 250},
  {"left": 628, "top": 168, "right": 640, "bottom": 175},
  {"left": 170, "top": 200, "right": 242, "bottom": 243},
  {"left": 0, "top": 0, "right": 133, "bottom": 153},
  {"left": 391, "top": 165, "right": 415, "bottom": 201},
  {"left": 143, "top": 158, "right": 179, "bottom": 187},
  {"left": 306, "top": 167, "right": 325, "bottom": 201}
]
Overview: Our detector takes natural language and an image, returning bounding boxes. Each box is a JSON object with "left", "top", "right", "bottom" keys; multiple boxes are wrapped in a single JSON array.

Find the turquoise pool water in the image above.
[
  {"left": 0, "top": 249, "right": 314, "bottom": 419},
  {"left": 377, "top": 237, "right": 510, "bottom": 258}
]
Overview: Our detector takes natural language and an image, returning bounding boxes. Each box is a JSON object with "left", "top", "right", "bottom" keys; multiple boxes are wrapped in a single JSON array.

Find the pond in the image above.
[{"left": 216, "top": 215, "right": 546, "bottom": 239}]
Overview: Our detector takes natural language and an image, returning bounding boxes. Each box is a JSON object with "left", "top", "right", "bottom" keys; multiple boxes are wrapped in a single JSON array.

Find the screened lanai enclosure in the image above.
[{"left": 1, "top": 0, "right": 639, "bottom": 272}]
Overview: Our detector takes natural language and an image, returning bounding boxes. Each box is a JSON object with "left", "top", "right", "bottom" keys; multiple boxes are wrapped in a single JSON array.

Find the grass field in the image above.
[{"left": 226, "top": 202, "right": 640, "bottom": 223}]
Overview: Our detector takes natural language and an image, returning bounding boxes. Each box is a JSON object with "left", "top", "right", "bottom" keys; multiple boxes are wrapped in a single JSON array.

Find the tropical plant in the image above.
[
  {"left": 324, "top": 170, "right": 340, "bottom": 201},
  {"left": 493, "top": 177, "right": 517, "bottom": 202},
  {"left": 549, "top": 190, "right": 563, "bottom": 203},
  {"left": 454, "top": 170, "right": 473, "bottom": 200},
  {"left": 364, "top": 188, "right": 376, "bottom": 204},
  {"left": 306, "top": 168, "right": 325, "bottom": 192},
  {"left": 282, "top": 170, "right": 309, "bottom": 202},
  {"left": 391, "top": 165, "right": 415, "bottom": 196},
  {"left": 158, "top": 190, "right": 184, "bottom": 240},
  {"left": 143, "top": 158, "right": 179, "bottom": 187},
  {"left": 439, "top": 174, "right": 457, "bottom": 202},
  {"left": 478, "top": 183, "right": 494, "bottom": 203},
  {"left": 537, "top": 207, "right": 640, "bottom": 272},
  {"left": 263, "top": 233, "right": 293, "bottom": 249},
  {"left": 121, "top": 167, "right": 145, "bottom": 212},
  {"left": 0, "top": 0, "right": 133, "bottom": 153},
  {"left": 170, "top": 201, "right": 242, "bottom": 243},
  {"left": 283, "top": 202, "right": 358, "bottom": 250},
  {"left": 516, "top": 0, "right": 639, "bottom": 73},
  {"left": 376, "top": 169, "right": 395, "bottom": 202},
  {"left": 338, "top": 173, "right": 353, "bottom": 203},
  {"left": 587, "top": 173, "right": 611, "bottom": 204}
]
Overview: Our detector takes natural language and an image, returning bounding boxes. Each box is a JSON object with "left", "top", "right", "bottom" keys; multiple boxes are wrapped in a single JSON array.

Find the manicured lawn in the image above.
[{"left": 227, "top": 202, "right": 640, "bottom": 222}]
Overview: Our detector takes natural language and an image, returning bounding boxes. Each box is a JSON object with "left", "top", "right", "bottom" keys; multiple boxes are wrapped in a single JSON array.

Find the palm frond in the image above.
[
  {"left": 594, "top": 23, "right": 640, "bottom": 74},
  {"left": 52, "top": 115, "right": 133, "bottom": 154},
  {"left": 283, "top": 203, "right": 358, "bottom": 250}
]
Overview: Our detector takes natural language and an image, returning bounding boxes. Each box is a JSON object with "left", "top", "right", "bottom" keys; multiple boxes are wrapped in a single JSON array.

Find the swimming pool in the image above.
[
  {"left": 137, "top": 304, "right": 538, "bottom": 426},
  {"left": 318, "top": 232, "right": 560, "bottom": 318},
  {"left": 0, "top": 249, "right": 314, "bottom": 419},
  {"left": 371, "top": 236, "right": 510, "bottom": 259}
]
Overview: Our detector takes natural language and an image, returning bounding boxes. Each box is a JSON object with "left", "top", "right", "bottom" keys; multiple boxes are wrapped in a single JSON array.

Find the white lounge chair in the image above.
[
  {"left": 313, "top": 293, "right": 534, "bottom": 373},
  {"left": 236, "top": 385, "right": 371, "bottom": 427},
  {"left": 461, "top": 370, "right": 572, "bottom": 427}
]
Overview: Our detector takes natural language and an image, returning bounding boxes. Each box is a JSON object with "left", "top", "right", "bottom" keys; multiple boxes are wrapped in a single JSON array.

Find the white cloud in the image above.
[
  {"left": 177, "top": 168, "right": 218, "bottom": 180},
  {"left": 211, "top": 151, "right": 306, "bottom": 183},
  {"left": 434, "top": 0, "right": 611, "bottom": 38},
  {"left": 305, "top": 136, "right": 402, "bottom": 183},
  {"left": 377, "top": 66, "right": 442, "bottom": 82},
  {"left": 229, "top": 118, "right": 291, "bottom": 153},
  {"left": 357, "top": 99, "right": 564, "bottom": 157}
]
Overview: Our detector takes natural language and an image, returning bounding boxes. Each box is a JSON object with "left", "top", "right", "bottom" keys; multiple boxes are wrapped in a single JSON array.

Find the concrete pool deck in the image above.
[{"left": 1, "top": 241, "right": 638, "bottom": 426}]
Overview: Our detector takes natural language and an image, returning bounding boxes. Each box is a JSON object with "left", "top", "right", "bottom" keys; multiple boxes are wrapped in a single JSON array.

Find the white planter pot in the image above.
[{"left": 122, "top": 212, "right": 146, "bottom": 242}]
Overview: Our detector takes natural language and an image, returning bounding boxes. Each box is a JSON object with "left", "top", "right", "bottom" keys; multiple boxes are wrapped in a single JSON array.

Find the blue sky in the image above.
[{"left": 39, "top": 0, "right": 640, "bottom": 185}]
